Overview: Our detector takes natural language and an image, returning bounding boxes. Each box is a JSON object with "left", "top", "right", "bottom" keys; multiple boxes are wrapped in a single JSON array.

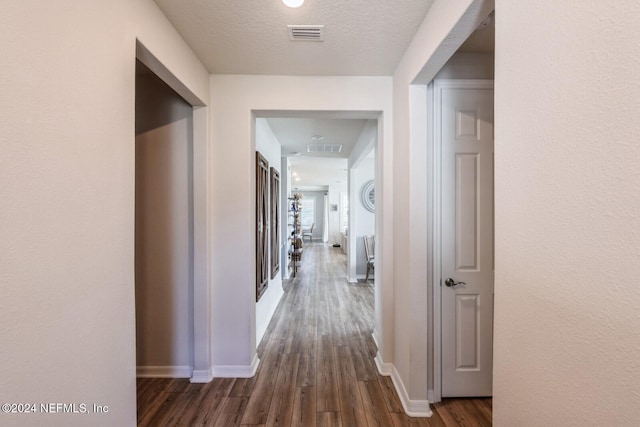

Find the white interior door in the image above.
[{"left": 440, "top": 82, "right": 494, "bottom": 397}]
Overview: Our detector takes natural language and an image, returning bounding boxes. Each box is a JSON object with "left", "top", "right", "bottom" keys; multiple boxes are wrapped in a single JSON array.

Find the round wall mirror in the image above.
[{"left": 361, "top": 180, "right": 375, "bottom": 213}]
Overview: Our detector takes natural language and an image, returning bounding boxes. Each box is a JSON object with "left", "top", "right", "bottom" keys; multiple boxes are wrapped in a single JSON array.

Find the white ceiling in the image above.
[
  {"left": 153, "top": 0, "right": 435, "bottom": 75},
  {"left": 289, "top": 156, "right": 348, "bottom": 191},
  {"left": 266, "top": 118, "right": 367, "bottom": 157},
  {"left": 264, "top": 117, "right": 366, "bottom": 188}
]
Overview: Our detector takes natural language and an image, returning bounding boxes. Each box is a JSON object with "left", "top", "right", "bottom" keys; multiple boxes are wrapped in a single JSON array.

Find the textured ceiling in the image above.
[{"left": 153, "top": 0, "right": 435, "bottom": 75}]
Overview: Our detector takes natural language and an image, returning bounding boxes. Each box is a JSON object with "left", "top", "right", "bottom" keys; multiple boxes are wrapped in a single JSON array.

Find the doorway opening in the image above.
[
  {"left": 134, "top": 42, "right": 210, "bottom": 384},
  {"left": 135, "top": 58, "right": 194, "bottom": 378},
  {"left": 252, "top": 111, "right": 381, "bottom": 349},
  {"left": 425, "top": 11, "right": 495, "bottom": 402}
]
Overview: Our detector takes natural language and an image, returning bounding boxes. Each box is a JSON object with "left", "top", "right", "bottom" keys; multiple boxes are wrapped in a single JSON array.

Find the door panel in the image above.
[
  {"left": 441, "top": 85, "right": 494, "bottom": 397},
  {"left": 455, "top": 294, "right": 480, "bottom": 370},
  {"left": 455, "top": 153, "right": 479, "bottom": 271}
]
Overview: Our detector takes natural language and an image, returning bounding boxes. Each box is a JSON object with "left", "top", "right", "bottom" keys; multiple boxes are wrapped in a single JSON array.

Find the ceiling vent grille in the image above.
[
  {"left": 307, "top": 144, "right": 342, "bottom": 153},
  {"left": 288, "top": 25, "right": 324, "bottom": 41}
]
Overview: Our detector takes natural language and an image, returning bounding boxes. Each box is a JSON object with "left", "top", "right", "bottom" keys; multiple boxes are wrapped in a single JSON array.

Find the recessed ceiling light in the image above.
[
  {"left": 283, "top": 0, "right": 304, "bottom": 8},
  {"left": 292, "top": 172, "right": 298, "bottom": 176},
  {"left": 295, "top": 177, "right": 301, "bottom": 181},
  {"left": 311, "top": 134, "right": 324, "bottom": 141}
]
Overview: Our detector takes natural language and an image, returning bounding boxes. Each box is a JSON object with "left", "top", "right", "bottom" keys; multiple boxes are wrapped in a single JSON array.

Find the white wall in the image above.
[
  {"left": 135, "top": 64, "right": 193, "bottom": 377},
  {"left": 348, "top": 120, "right": 378, "bottom": 282},
  {"left": 353, "top": 156, "right": 376, "bottom": 277},
  {"left": 209, "top": 75, "right": 394, "bottom": 372},
  {"left": 494, "top": 1, "right": 640, "bottom": 425},
  {"left": 255, "top": 119, "right": 284, "bottom": 346},
  {"left": 0, "top": 1, "right": 209, "bottom": 425}
]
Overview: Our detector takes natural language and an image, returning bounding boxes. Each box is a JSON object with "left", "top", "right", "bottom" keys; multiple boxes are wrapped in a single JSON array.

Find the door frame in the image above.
[
  {"left": 136, "top": 41, "right": 212, "bottom": 383},
  {"left": 430, "top": 79, "right": 494, "bottom": 402}
]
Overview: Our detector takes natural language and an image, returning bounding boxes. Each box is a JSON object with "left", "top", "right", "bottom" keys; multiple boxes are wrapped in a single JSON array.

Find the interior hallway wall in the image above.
[
  {"left": 255, "top": 118, "right": 284, "bottom": 345},
  {"left": 353, "top": 156, "right": 375, "bottom": 277},
  {"left": 135, "top": 62, "right": 193, "bottom": 377},
  {"left": 0, "top": 1, "right": 209, "bottom": 424},
  {"left": 494, "top": 1, "right": 640, "bottom": 425}
]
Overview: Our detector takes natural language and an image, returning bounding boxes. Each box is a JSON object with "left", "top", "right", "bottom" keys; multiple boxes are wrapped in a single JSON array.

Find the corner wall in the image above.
[
  {"left": 0, "top": 1, "right": 209, "bottom": 425},
  {"left": 493, "top": 1, "right": 640, "bottom": 425}
]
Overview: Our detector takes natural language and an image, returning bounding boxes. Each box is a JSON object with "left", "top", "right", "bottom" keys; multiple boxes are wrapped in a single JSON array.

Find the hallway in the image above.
[{"left": 137, "top": 244, "right": 491, "bottom": 426}]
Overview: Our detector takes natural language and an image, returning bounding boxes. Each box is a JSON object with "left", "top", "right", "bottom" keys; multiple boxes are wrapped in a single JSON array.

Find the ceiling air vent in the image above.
[
  {"left": 307, "top": 144, "right": 342, "bottom": 153},
  {"left": 288, "top": 25, "right": 324, "bottom": 42}
]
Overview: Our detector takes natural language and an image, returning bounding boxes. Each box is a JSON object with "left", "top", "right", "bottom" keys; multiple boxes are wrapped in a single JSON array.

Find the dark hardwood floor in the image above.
[{"left": 137, "top": 243, "right": 492, "bottom": 426}]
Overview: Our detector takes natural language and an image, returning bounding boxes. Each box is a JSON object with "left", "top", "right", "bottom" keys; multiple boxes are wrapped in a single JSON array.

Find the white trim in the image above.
[
  {"left": 190, "top": 368, "right": 214, "bottom": 383},
  {"left": 371, "top": 330, "right": 380, "bottom": 350},
  {"left": 374, "top": 351, "right": 393, "bottom": 376},
  {"left": 390, "top": 366, "right": 433, "bottom": 417},
  {"left": 212, "top": 354, "right": 260, "bottom": 378},
  {"left": 431, "top": 79, "right": 494, "bottom": 402},
  {"left": 373, "top": 352, "right": 433, "bottom": 418},
  {"left": 137, "top": 365, "right": 192, "bottom": 378},
  {"left": 136, "top": 42, "right": 211, "bottom": 391},
  {"left": 431, "top": 79, "right": 443, "bottom": 403}
]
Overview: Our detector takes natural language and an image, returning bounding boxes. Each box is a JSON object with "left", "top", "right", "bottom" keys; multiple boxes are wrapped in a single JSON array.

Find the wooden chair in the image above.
[
  {"left": 302, "top": 223, "right": 315, "bottom": 242},
  {"left": 364, "top": 235, "right": 375, "bottom": 282}
]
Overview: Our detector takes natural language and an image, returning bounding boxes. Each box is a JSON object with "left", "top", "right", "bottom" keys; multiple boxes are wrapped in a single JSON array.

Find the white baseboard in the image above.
[
  {"left": 374, "top": 351, "right": 393, "bottom": 376},
  {"left": 373, "top": 352, "right": 433, "bottom": 418},
  {"left": 191, "top": 368, "right": 214, "bottom": 383},
  {"left": 137, "top": 365, "right": 192, "bottom": 378},
  {"left": 212, "top": 354, "right": 260, "bottom": 378},
  {"left": 371, "top": 330, "right": 380, "bottom": 351}
]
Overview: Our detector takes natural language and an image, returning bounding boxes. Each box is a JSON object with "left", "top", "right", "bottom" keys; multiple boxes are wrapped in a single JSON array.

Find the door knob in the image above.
[{"left": 445, "top": 278, "right": 466, "bottom": 287}]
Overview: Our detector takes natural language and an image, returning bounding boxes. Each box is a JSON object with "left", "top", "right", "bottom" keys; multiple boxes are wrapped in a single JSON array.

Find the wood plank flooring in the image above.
[{"left": 137, "top": 243, "right": 492, "bottom": 426}]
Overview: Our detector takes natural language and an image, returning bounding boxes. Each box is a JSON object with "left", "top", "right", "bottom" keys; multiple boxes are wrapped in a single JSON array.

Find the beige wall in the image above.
[
  {"left": 0, "top": 1, "right": 208, "bottom": 425},
  {"left": 494, "top": 1, "right": 640, "bottom": 425},
  {"left": 135, "top": 64, "right": 193, "bottom": 376}
]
